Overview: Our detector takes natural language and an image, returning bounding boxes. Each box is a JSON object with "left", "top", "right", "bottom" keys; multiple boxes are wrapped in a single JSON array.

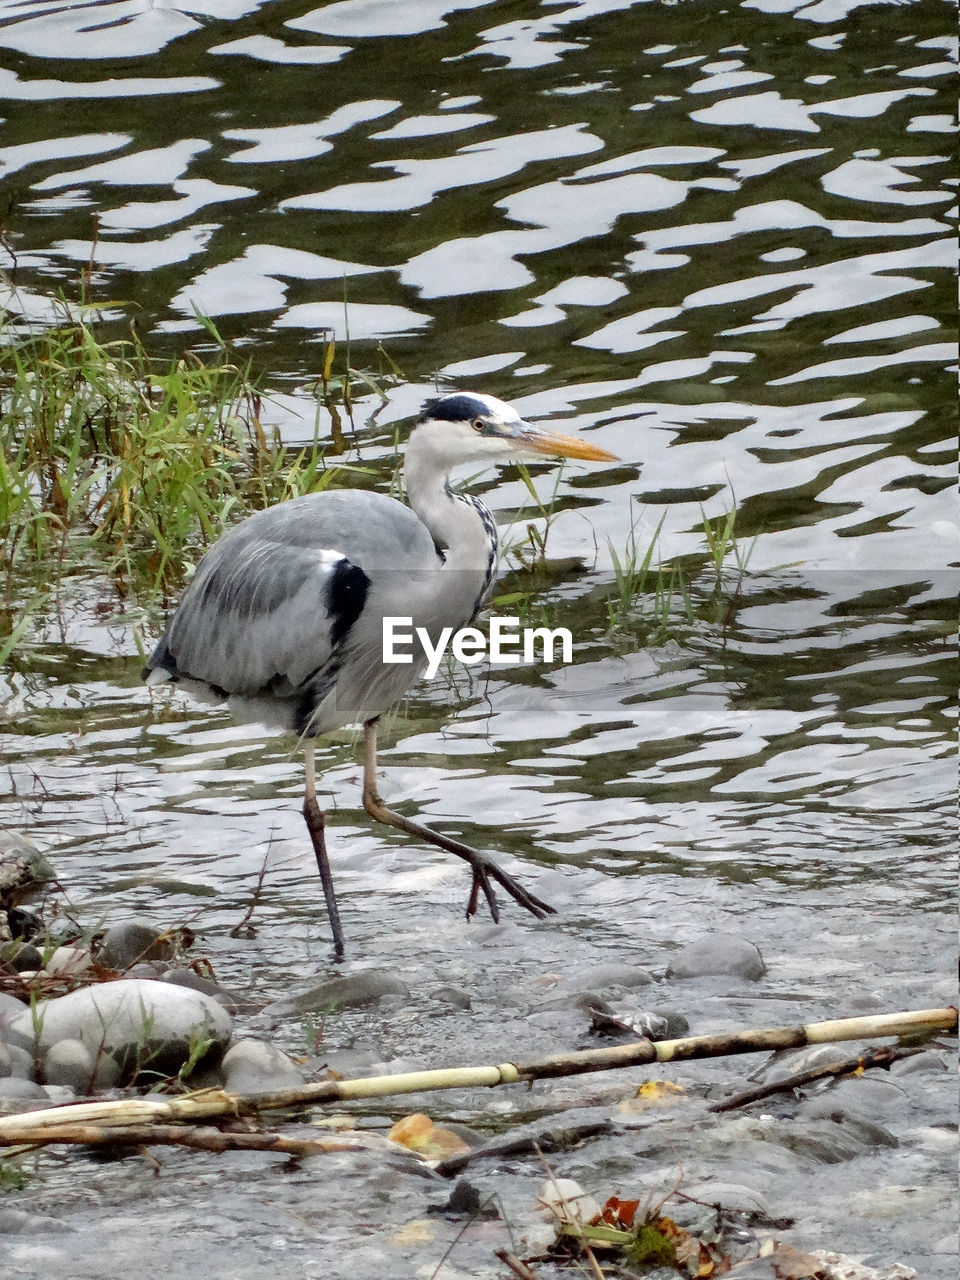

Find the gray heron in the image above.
[{"left": 143, "top": 391, "right": 616, "bottom": 956}]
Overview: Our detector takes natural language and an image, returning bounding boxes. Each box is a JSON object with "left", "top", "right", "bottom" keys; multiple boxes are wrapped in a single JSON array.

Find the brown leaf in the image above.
[{"left": 596, "top": 1195, "right": 641, "bottom": 1229}]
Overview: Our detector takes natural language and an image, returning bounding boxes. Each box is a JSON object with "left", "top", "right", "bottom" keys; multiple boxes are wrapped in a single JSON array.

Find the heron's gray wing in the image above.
[{"left": 146, "top": 490, "right": 440, "bottom": 697}]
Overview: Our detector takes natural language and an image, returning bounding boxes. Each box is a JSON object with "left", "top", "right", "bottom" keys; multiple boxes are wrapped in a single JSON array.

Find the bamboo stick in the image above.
[{"left": 0, "top": 1005, "right": 953, "bottom": 1145}]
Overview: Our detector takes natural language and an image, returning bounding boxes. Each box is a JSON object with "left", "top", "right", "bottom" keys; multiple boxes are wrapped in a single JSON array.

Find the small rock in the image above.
[
  {"left": 41, "top": 1084, "right": 76, "bottom": 1104},
  {"left": 44, "top": 945, "right": 94, "bottom": 977},
  {"left": 264, "top": 970, "right": 410, "bottom": 1017},
  {"left": 160, "top": 967, "right": 257, "bottom": 1014},
  {"left": 97, "top": 921, "right": 174, "bottom": 970},
  {"left": 577, "top": 963, "right": 653, "bottom": 991},
  {"left": 666, "top": 934, "right": 765, "bottom": 981},
  {"left": 7, "top": 978, "right": 232, "bottom": 1083},
  {"left": 0, "top": 1076, "right": 47, "bottom": 1100},
  {"left": 6, "top": 943, "right": 42, "bottom": 973},
  {"left": 679, "top": 1180, "right": 771, "bottom": 1217},
  {"left": 811, "top": 1249, "right": 917, "bottom": 1279},
  {"left": 647, "top": 1008, "right": 689, "bottom": 1039},
  {"left": 43, "top": 1038, "right": 120, "bottom": 1092},
  {"left": 6, "top": 907, "right": 42, "bottom": 941},
  {"left": 890, "top": 1049, "right": 949, "bottom": 1077},
  {"left": 0, "top": 991, "right": 26, "bottom": 1023},
  {"left": 0, "top": 833, "right": 55, "bottom": 901},
  {"left": 537, "top": 1177, "right": 601, "bottom": 1224},
  {"left": 221, "top": 1038, "right": 305, "bottom": 1093},
  {"left": 429, "top": 985, "right": 471, "bottom": 1009},
  {"left": 0, "top": 1039, "right": 10, "bottom": 1078},
  {"left": 3, "top": 1043, "right": 33, "bottom": 1080}
]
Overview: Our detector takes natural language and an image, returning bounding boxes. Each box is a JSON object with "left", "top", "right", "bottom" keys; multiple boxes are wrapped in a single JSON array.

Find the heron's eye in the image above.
[{"left": 471, "top": 418, "right": 485, "bottom": 433}]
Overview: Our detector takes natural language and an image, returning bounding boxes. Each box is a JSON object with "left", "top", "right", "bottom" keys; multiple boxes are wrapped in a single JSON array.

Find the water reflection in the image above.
[{"left": 0, "top": 1, "right": 954, "bottom": 995}]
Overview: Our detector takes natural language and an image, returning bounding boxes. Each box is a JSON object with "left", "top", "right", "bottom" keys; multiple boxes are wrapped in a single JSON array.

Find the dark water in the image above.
[{"left": 0, "top": 1, "right": 956, "bottom": 1276}]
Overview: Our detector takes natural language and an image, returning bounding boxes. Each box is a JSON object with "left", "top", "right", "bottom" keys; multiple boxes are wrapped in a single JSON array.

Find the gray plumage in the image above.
[{"left": 142, "top": 391, "right": 615, "bottom": 955}]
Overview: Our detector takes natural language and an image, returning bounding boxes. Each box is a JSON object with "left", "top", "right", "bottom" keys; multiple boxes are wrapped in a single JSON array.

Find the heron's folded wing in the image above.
[{"left": 154, "top": 538, "right": 369, "bottom": 697}]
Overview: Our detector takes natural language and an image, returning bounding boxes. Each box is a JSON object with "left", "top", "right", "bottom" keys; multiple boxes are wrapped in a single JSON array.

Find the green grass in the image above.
[{"left": 0, "top": 300, "right": 367, "bottom": 657}]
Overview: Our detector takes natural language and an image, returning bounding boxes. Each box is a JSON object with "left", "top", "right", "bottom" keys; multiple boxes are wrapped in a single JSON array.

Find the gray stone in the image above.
[
  {"left": 429, "top": 985, "right": 472, "bottom": 1009},
  {"left": 679, "top": 1180, "right": 771, "bottom": 1216},
  {"left": 264, "top": 970, "right": 410, "bottom": 1017},
  {"left": 577, "top": 963, "right": 653, "bottom": 991},
  {"left": 6, "top": 943, "right": 42, "bottom": 972},
  {"left": 222, "top": 1038, "right": 305, "bottom": 1093},
  {"left": 7, "top": 978, "right": 232, "bottom": 1082},
  {"left": 3, "top": 1043, "right": 33, "bottom": 1079},
  {"left": 0, "top": 990, "right": 26, "bottom": 1024},
  {"left": 0, "top": 832, "right": 55, "bottom": 896},
  {"left": 666, "top": 934, "right": 766, "bottom": 981},
  {"left": 0, "top": 1038, "right": 9, "bottom": 1078},
  {"left": 160, "top": 967, "right": 258, "bottom": 1013},
  {"left": 890, "top": 1049, "right": 950, "bottom": 1077},
  {"left": 40, "top": 1084, "right": 76, "bottom": 1103},
  {"left": 42, "top": 1037, "right": 120, "bottom": 1092},
  {"left": 97, "top": 921, "right": 174, "bottom": 970},
  {"left": 760, "top": 1043, "right": 851, "bottom": 1081},
  {"left": 0, "top": 1076, "right": 47, "bottom": 1100}
]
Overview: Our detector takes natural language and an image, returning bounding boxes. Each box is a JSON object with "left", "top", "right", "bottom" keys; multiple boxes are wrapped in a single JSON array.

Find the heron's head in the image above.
[{"left": 411, "top": 391, "right": 617, "bottom": 470}]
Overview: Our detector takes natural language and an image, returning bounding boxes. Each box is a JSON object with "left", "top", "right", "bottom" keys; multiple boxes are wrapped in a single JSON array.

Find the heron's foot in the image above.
[
  {"left": 363, "top": 789, "right": 554, "bottom": 924},
  {"left": 464, "top": 850, "right": 556, "bottom": 923}
]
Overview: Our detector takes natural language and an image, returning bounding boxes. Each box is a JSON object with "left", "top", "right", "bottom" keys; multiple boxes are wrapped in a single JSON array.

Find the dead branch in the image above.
[
  {"left": 0, "top": 1006, "right": 953, "bottom": 1148},
  {"left": 708, "top": 1043, "right": 927, "bottom": 1113}
]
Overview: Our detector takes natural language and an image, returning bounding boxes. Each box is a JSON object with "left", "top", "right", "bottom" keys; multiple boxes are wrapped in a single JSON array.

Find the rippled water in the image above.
[{"left": 0, "top": 0, "right": 956, "bottom": 1275}]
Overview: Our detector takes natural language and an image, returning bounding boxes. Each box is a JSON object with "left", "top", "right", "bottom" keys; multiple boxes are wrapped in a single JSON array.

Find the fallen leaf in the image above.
[
  {"left": 388, "top": 1113, "right": 470, "bottom": 1159},
  {"left": 596, "top": 1195, "right": 641, "bottom": 1229},
  {"left": 391, "top": 1219, "right": 437, "bottom": 1246},
  {"left": 617, "top": 1079, "right": 686, "bottom": 1112}
]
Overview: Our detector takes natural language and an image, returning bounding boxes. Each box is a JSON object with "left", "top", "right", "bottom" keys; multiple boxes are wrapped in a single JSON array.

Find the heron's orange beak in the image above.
[{"left": 511, "top": 424, "right": 618, "bottom": 462}]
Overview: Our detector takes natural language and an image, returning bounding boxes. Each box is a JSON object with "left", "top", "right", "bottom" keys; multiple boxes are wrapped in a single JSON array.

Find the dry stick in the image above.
[
  {"left": 0, "top": 1007, "right": 954, "bottom": 1145},
  {"left": 2, "top": 1123, "right": 363, "bottom": 1157},
  {"left": 493, "top": 1252, "right": 539, "bottom": 1280},
  {"left": 435, "top": 1120, "right": 613, "bottom": 1179},
  {"left": 708, "top": 1043, "right": 924, "bottom": 1114}
]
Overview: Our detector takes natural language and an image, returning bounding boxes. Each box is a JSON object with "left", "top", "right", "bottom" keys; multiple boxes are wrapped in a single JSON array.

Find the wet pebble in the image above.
[
  {"left": 575, "top": 962, "right": 653, "bottom": 991},
  {"left": 666, "top": 933, "right": 766, "bottom": 981},
  {"left": 221, "top": 1038, "right": 305, "bottom": 1092},
  {"left": 889, "top": 1049, "right": 950, "bottom": 1077},
  {"left": 7, "top": 978, "right": 231, "bottom": 1082},
  {"left": 96, "top": 921, "right": 174, "bottom": 970},
  {"left": 42, "top": 1037, "right": 120, "bottom": 1092},
  {"left": 6, "top": 943, "right": 42, "bottom": 973},
  {"left": 798, "top": 1075, "right": 909, "bottom": 1123},
  {"left": 160, "top": 967, "right": 259, "bottom": 1014},
  {"left": 0, "top": 1076, "right": 47, "bottom": 1101},
  {"left": 262, "top": 969, "right": 410, "bottom": 1017},
  {"left": 429, "top": 984, "right": 471, "bottom": 1009}
]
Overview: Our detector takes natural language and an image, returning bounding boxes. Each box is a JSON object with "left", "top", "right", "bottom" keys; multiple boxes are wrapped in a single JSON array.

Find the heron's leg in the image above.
[
  {"left": 361, "top": 719, "right": 555, "bottom": 923},
  {"left": 302, "top": 740, "right": 346, "bottom": 959}
]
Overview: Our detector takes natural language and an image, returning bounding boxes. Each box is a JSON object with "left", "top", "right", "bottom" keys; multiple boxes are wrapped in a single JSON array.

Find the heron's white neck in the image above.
[{"left": 403, "top": 428, "right": 497, "bottom": 577}]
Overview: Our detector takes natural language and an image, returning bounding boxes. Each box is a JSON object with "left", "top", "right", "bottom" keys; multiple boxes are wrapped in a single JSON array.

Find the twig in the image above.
[
  {"left": 229, "top": 842, "right": 274, "bottom": 937},
  {"left": 2, "top": 1121, "right": 362, "bottom": 1156},
  {"left": 708, "top": 1043, "right": 926, "bottom": 1113},
  {"left": 494, "top": 1251, "right": 539, "bottom": 1280},
  {"left": 0, "top": 1007, "right": 954, "bottom": 1145},
  {"left": 435, "top": 1120, "right": 612, "bottom": 1178}
]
